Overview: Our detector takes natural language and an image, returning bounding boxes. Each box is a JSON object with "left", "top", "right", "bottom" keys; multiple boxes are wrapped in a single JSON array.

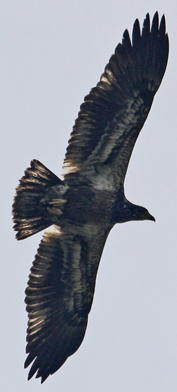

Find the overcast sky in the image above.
[{"left": 1, "top": 1, "right": 177, "bottom": 391}]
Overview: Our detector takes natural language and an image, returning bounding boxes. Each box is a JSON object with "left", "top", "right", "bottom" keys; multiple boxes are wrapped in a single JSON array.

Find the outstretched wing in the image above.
[
  {"left": 63, "top": 13, "right": 168, "bottom": 188},
  {"left": 24, "top": 224, "right": 110, "bottom": 382}
]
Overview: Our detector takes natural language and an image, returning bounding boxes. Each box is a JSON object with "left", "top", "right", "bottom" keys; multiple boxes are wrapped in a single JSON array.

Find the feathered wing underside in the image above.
[
  {"left": 24, "top": 224, "right": 110, "bottom": 382},
  {"left": 63, "top": 13, "right": 169, "bottom": 187}
]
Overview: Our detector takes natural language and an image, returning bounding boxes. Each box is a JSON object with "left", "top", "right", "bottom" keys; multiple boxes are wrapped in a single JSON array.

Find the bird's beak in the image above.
[{"left": 149, "top": 213, "right": 155, "bottom": 222}]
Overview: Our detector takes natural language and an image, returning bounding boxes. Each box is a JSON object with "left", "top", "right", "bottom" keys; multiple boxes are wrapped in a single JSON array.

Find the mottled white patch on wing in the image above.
[
  {"left": 45, "top": 225, "right": 61, "bottom": 235},
  {"left": 85, "top": 94, "right": 144, "bottom": 165},
  {"left": 82, "top": 223, "right": 102, "bottom": 238},
  {"left": 62, "top": 240, "right": 82, "bottom": 314},
  {"left": 28, "top": 317, "right": 45, "bottom": 330},
  {"left": 91, "top": 174, "right": 115, "bottom": 190},
  {"left": 62, "top": 163, "right": 79, "bottom": 175},
  {"left": 63, "top": 92, "right": 148, "bottom": 188},
  {"left": 76, "top": 95, "right": 147, "bottom": 188}
]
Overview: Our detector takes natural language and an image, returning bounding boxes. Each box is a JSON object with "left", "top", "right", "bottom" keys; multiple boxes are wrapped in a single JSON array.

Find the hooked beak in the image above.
[{"left": 148, "top": 213, "right": 156, "bottom": 222}]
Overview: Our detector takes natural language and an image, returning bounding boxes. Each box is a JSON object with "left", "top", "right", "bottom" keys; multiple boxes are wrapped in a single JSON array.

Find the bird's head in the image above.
[
  {"left": 127, "top": 204, "right": 156, "bottom": 222},
  {"left": 112, "top": 196, "right": 155, "bottom": 224}
]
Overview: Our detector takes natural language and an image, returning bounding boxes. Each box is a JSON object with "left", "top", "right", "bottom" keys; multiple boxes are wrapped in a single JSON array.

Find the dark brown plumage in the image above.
[{"left": 12, "top": 13, "right": 168, "bottom": 382}]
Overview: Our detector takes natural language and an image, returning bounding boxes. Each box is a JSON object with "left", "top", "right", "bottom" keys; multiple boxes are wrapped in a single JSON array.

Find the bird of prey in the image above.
[{"left": 13, "top": 12, "right": 169, "bottom": 383}]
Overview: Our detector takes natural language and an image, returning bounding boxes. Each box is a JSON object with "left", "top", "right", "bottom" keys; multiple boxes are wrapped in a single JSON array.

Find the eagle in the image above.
[{"left": 13, "top": 12, "right": 169, "bottom": 383}]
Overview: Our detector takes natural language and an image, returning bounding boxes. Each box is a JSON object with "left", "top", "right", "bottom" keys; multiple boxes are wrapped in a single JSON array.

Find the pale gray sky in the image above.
[{"left": 1, "top": 1, "right": 177, "bottom": 391}]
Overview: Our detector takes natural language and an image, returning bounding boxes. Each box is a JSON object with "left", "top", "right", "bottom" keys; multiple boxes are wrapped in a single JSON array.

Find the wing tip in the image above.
[{"left": 122, "top": 12, "right": 168, "bottom": 50}]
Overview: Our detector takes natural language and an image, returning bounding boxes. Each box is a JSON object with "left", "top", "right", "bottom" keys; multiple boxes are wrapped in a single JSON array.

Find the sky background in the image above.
[{"left": 1, "top": 1, "right": 177, "bottom": 391}]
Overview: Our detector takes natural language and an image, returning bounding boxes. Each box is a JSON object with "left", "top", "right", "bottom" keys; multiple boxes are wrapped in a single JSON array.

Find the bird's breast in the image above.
[{"left": 62, "top": 186, "right": 116, "bottom": 225}]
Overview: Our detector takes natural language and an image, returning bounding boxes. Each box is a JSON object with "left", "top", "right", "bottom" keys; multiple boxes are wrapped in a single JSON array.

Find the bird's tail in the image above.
[{"left": 12, "top": 160, "right": 65, "bottom": 240}]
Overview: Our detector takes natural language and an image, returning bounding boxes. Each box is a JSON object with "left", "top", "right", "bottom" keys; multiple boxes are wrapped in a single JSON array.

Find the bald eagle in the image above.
[{"left": 13, "top": 13, "right": 169, "bottom": 382}]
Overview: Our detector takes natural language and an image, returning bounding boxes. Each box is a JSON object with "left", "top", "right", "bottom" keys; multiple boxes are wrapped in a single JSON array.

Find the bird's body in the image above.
[{"left": 13, "top": 13, "right": 169, "bottom": 382}]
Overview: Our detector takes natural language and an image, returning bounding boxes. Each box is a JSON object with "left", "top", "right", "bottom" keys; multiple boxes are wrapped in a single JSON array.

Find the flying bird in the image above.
[{"left": 13, "top": 12, "right": 169, "bottom": 383}]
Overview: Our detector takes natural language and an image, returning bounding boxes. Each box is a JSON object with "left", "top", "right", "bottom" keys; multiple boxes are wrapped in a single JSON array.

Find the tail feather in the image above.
[{"left": 12, "top": 160, "right": 64, "bottom": 240}]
